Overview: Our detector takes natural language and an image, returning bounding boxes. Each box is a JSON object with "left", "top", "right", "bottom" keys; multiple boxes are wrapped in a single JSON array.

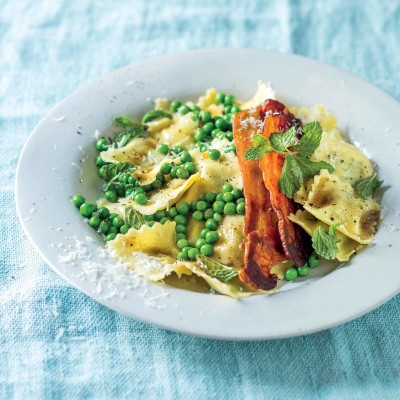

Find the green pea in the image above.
[
  {"left": 174, "top": 215, "right": 187, "bottom": 225},
  {"left": 191, "top": 111, "right": 200, "bottom": 122},
  {"left": 182, "top": 246, "right": 191, "bottom": 253},
  {"left": 134, "top": 188, "right": 145, "bottom": 194},
  {"left": 109, "top": 213, "right": 118, "bottom": 221},
  {"left": 231, "top": 188, "right": 243, "bottom": 199},
  {"left": 205, "top": 219, "right": 218, "bottom": 230},
  {"left": 184, "top": 162, "right": 197, "bottom": 174},
  {"left": 104, "top": 190, "right": 117, "bottom": 202},
  {"left": 200, "top": 110, "right": 212, "bottom": 123},
  {"left": 151, "top": 179, "right": 162, "bottom": 190},
  {"left": 222, "top": 183, "right": 233, "bottom": 192},
  {"left": 308, "top": 254, "right": 320, "bottom": 268},
  {"left": 177, "top": 239, "right": 190, "bottom": 250},
  {"left": 171, "top": 100, "right": 182, "bottom": 112},
  {"left": 236, "top": 197, "right": 245, "bottom": 204},
  {"left": 223, "top": 202, "right": 236, "bottom": 215},
  {"left": 226, "top": 131, "right": 234, "bottom": 141},
  {"left": 202, "top": 122, "right": 215, "bottom": 134},
  {"left": 205, "top": 231, "right": 219, "bottom": 244},
  {"left": 147, "top": 221, "right": 156, "bottom": 227},
  {"left": 172, "top": 145, "right": 184, "bottom": 154},
  {"left": 170, "top": 165, "right": 179, "bottom": 179},
  {"left": 213, "top": 201, "right": 225, "bottom": 214},
  {"left": 72, "top": 194, "right": 85, "bottom": 208},
  {"left": 159, "top": 217, "right": 168, "bottom": 225},
  {"left": 108, "top": 226, "right": 118, "bottom": 235},
  {"left": 224, "top": 105, "right": 232, "bottom": 114},
  {"left": 79, "top": 202, "right": 98, "bottom": 217},
  {"left": 128, "top": 175, "right": 137, "bottom": 185},
  {"left": 105, "top": 232, "right": 117, "bottom": 242},
  {"left": 142, "top": 214, "right": 154, "bottom": 221},
  {"left": 215, "top": 93, "right": 225, "bottom": 105},
  {"left": 232, "top": 105, "right": 241, "bottom": 113},
  {"left": 158, "top": 143, "right": 169, "bottom": 155},
  {"left": 177, "top": 251, "right": 189, "bottom": 260},
  {"left": 142, "top": 184, "right": 152, "bottom": 192},
  {"left": 177, "top": 202, "right": 190, "bottom": 215},
  {"left": 98, "top": 165, "right": 108, "bottom": 179},
  {"left": 160, "top": 163, "right": 172, "bottom": 175},
  {"left": 217, "top": 132, "right": 226, "bottom": 140},
  {"left": 98, "top": 207, "right": 110, "bottom": 219},
  {"left": 178, "top": 105, "right": 191, "bottom": 115},
  {"left": 222, "top": 192, "right": 234, "bottom": 202},
  {"left": 211, "top": 129, "right": 221, "bottom": 139},
  {"left": 192, "top": 105, "right": 200, "bottom": 113},
  {"left": 203, "top": 208, "right": 214, "bottom": 220},
  {"left": 176, "top": 233, "right": 187, "bottom": 241},
  {"left": 180, "top": 151, "right": 192, "bottom": 163},
  {"left": 154, "top": 210, "right": 166, "bottom": 221},
  {"left": 199, "top": 193, "right": 207, "bottom": 201},
  {"left": 112, "top": 216, "right": 124, "bottom": 228},
  {"left": 156, "top": 173, "right": 166, "bottom": 184},
  {"left": 224, "top": 94, "right": 235, "bottom": 105},
  {"left": 190, "top": 201, "right": 198, "bottom": 212},
  {"left": 208, "top": 149, "right": 221, "bottom": 161},
  {"left": 200, "top": 228, "right": 210, "bottom": 239},
  {"left": 199, "top": 144, "right": 207, "bottom": 153},
  {"left": 216, "top": 193, "right": 224, "bottom": 202},
  {"left": 205, "top": 192, "right": 217, "bottom": 203},
  {"left": 176, "top": 167, "right": 190, "bottom": 179},
  {"left": 188, "top": 247, "right": 199, "bottom": 260},
  {"left": 215, "top": 119, "right": 228, "bottom": 131},
  {"left": 124, "top": 188, "right": 133, "bottom": 198},
  {"left": 95, "top": 138, "right": 109, "bottom": 151},
  {"left": 95, "top": 156, "right": 107, "bottom": 167},
  {"left": 284, "top": 267, "right": 298, "bottom": 281},
  {"left": 298, "top": 264, "right": 309, "bottom": 277},
  {"left": 175, "top": 224, "right": 187, "bottom": 234},
  {"left": 194, "top": 128, "right": 207, "bottom": 142},
  {"left": 168, "top": 207, "right": 178, "bottom": 219},
  {"left": 120, "top": 224, "right": 130, "bottom": 234},
  {"left": 98, "top": 220, "right": 110, "bottom": 234},
  {"left": 236, "top": 202, "right": 245, "bottom": 215},
  {"left": 195, "top": 238, "right": 207, "bottom": 249},
  {"left": 200, "top": 244, "right": 214, "bottom": 256},
  {"left": 89, "top": 215, "right": 101, "bottom": 229},
  {"left": 134, "top": 193, "right": 148, "bottom": 205},
  {"left": 192, "top": 211, "right": 203, "bottom": 221},
  {"left": 196, "top": 201, "right": 208, "bottom": 211},
  {"left": 213, "top": 213, "right": 222, "bottom": 223}
]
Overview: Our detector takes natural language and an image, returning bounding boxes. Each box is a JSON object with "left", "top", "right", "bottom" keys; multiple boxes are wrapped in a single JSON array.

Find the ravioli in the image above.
[
  {"left": 300, "top": 170, "right": 380, "bottom": 244},
  {"left": 289, "top": 210, "right": 364, "bottom": 261},
  {"left": 157, "top": 113, "right": 197, "bottom": 147}
]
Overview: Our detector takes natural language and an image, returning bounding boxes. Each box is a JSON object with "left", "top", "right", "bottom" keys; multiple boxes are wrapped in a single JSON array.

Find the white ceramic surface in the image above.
[{"left": 16, "top": 49, "right": 400, "bottom": 340}]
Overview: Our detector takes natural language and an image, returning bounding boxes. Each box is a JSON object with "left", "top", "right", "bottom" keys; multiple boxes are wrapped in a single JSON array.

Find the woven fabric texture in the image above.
[{"left": 1, "top": 0, "right": 400, "bottom": 399}]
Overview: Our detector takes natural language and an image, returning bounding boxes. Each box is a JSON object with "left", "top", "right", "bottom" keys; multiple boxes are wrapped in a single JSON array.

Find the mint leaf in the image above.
[
  {"left": 270, "top": 126, "right": 296, "bottom": 152},
  {"left": 253, "top": 133, "right": 269, "bottom": 147},
  {"left": 114, "top": 115, "right": 139, "bottom": 127},
  {"left": 114, "top": 126, "right": 146, "bottom": 148},
  {"left": 244, "top": 135, "right": 273, "bottom": 160},
  {"left": 196, "top": 255, "right": 238, "bottom": 282},
  {"left": 353, "top": 173, "right": 383, "bottom": 199},
  {"left": 125, "top": 206, "right": 144, "bottom": 230},
  {"left": 142, "top": 110, "right": 172, "bottom": 124},
  {"left": 295, "top": 157, "right": 334, "bottom": 178},
  {"left": 101, "top": 162, "right": 136, "bottom": 182},
  {"left": 278, "top": 154, "right": 303, "bottom": 199},
  {"left": 295, "top": 121, "right": 323, "bottom": 157},
  {"left": 312, "top": 223, "right": 341, "bottom": 260}
]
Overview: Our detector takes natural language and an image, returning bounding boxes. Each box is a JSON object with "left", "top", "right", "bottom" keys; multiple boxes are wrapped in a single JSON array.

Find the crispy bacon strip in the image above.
[
  {"left": 234, "top": 107, "right": 287, "bottom": 290},
  {"left": 259, "top": 100, "right": 312, "bottom": 266}
]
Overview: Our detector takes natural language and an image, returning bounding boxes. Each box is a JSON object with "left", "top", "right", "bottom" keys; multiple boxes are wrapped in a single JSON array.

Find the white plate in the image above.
[{"left": 16, "top": 49, "right": 400, "bottom": 340}]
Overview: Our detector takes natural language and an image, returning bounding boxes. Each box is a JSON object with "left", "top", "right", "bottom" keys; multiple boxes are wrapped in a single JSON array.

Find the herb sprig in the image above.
[
  {"left": 196, "top": 254, "right": 239, "bottom": 282},
  {"left": 100, "top": 162, "right": 136, "bottom": 182},
  {"left": 311, "top": 223, "right": 341, "bottom": 260},
  {"left": 353, "top": 173, "right": 383, "bottom": 199},
  {"left": 244, "top": 121, "right": 334, "bottom": 198},
  {"left": 113, "top": 115, "right": 146, "bottom": 148},
  {"left": 125, "top": 206, "right": 144, "bottom": 230}
]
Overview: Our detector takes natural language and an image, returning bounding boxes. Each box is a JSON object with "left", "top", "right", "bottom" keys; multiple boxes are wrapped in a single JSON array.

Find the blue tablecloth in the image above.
[{"left": 1, "top": 1, "right": 400, "bottom": 398}]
